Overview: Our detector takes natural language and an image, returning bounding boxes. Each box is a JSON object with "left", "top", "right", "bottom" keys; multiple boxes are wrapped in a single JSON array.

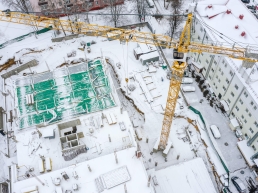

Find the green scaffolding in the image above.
[{"left": 15, "top": 59, "right": 116, "bottom": 129}]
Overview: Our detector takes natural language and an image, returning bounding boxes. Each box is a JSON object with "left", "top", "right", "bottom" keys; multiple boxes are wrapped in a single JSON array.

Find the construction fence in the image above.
[
  {"left": 15, "top": 59, "right": 116, "bottom": 129},
  {"left": 189, "top": 106, "right": 230, "bottom": 180},
  {"left": 0, "top": 27, "right": 52, "bottom": 49}
]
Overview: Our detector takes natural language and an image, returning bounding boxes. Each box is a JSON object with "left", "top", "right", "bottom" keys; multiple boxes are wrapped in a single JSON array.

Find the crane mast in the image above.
[{"left": 158, "top": 14, "right": 193, "bottom": 150}]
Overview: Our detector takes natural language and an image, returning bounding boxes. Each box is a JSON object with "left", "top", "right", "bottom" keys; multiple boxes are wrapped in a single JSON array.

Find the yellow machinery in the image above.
[{"left": 1, "top": 11, "right": 258, "bottom": 150}]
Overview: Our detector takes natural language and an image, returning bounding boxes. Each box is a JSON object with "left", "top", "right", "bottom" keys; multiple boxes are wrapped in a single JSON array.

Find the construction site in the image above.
[{"left": 1, "top": 0, "right": 258, "bottom": 193}]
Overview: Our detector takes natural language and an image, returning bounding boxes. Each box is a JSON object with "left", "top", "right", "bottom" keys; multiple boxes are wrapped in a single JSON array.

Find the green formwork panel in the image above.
[
  {"left": 16, "top": 59, "right": 115, "bottom": 129},
  {"left": 70, "top": 72, "right": 90, "bottom": 83},
  {"left": 34, "top": 80, "right": 54, "bottom": 92},
  {"left": 37, "top": 98, "right": 55, "bottom": 110},
  {"left": 71, "top": 82, "right": 92, "bottom": 91},
  {"left": 34, "top": 89, "right": 55, "bottom": 101}
]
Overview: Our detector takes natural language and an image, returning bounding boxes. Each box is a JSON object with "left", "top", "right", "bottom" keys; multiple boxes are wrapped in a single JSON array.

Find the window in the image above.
[
  {"left": 223, "top": 86, "right": 226, "bottom": 91},
  {"left": 235, "top": 84, "right": 238, "bottom": 90},
  {"left": 254, "top": 106, "right": 257, "bottom": 110},
  {"left": 198, "top": 36, "right": 200, "bottom": 40},
  {"left": 215, "top": 86, "right": 218, "bottom": 89},
  {"left": 40, "top": 4, "right": 48, "bottom": 10},
  {"left": 209, "top": 75, "right": 211, "bottom": 79},
  {"left": 64, "top": 0, "right": 70, "bottom": 3},
  {"left": 52, "top": 3, "right": 55, "bottom": 8},
  {"left": 216, "top": 75, "right": 218, "bottom": 79},
  {"left": 241, "top": 115, "right": 244, "bottom": 119},
  {"left": 232, "top": 112, "right": 235, "bottom": 117},
  {"left": 206, "top": 59, "right": 209, "bottom": 64},
  {"left": 246, "top": 108, "right": 249, "bottom": 113},
  {"left": 251, "top": 101, "right": 254, "bottom": 105},
  {"left": 221, "top": 72, "right": 224, "bottom": 76},
  {"left": 235, "top": 106, "right": 239, "bottom": 111},
  {"left": 211, "top": 68, "right": 214, "bottom": 72},
  {"left": 250, "top": 128, "right": 254, "bottom": 134},
  {"left": 206, "top": 36, "right": 208, "bottom": 40},
  {"left": 252, "top": 145, "right": 256, "bottom": 151},
  {"left": 244, "top": 119, "right": 247, "bottom": 123},
  {"left": 229, "top": 70, "right": 234, "bottom": 76},
  {"left": 225, "top": 63, "right": 227, "bottom": 68},
  {"left": 59, "top": 1, "right": 62, "bottom": 5},
  {"left": 200, "top": 27, "right": 203, "bottom": 32},
  {"left": 226, "top": 79, "right": 229, "bottom": 84},
  {"left": 222, "top": 60, "right": 225, "bottom": 64},
  {"left": 227, "top": 99, "right": 231, "bottom": 104},
  {"left": 239, "top": 99, "right": 243, "bottom": 105},
  {"left": 249, "top": 113, "right": 252, "bottom": 117},
  {"left": 198, "top": 59, "right": 201, "bottom": 63},
  {"left": 245, "top": 133, "right": 250, "bottom": 140},
  {"left": 219, "top": 68, "right": 221, "bottom": 72},
  {"left": 231, "top": 92, "right": 234, "bottom": 97},
  {"left": 218, "top": 79, "right": 221, "bottom": 83},
  {"left": 244, "top": 91, "right": 248, "bottom": 98},
  {"left": 96, "top": 1, "right": 98, "bottom": 4},
  {"left": 214, "top": 61, "right": 217, "bottom": 65},
  {"left": 254, "top": 121, "right": 258, "bottom": 127}
]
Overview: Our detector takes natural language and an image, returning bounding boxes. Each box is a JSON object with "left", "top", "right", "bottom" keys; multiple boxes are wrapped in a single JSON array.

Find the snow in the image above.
[
  {"left": 182, "top": 77, "right": 193, "bottom": 84},
  {"left": 220, "top": 100, "right": 230, "bottom": 112},
  {"left": 12, "top": 147, "right": 153, "bottom": 193},
  {"left": 139, "top": 51, "right": 159, "bottom": 61},
  {"left": 237, "top": 140, "right": 255, "bottom": 167},
  {"left": 149, "top": 158, "right": 217, "bottom": 193},
  {"left": 230, "top": 118, "right": 240, "bottom": 128}
]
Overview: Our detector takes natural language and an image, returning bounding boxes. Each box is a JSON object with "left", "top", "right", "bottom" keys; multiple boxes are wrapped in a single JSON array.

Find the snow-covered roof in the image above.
[
  {"left": 150, "top": 158, "right": 217, "bottom": 193},
  {"left": 237, "top": 140, "right": 255, "bottom": 167},
  {"left": 134, "top": 44, "right": 157, "bottom": 56},
  {"left": 139, "top": 51, "right": 159, "bottom": 61},
  {"left": 12, "top": 147, "right": 153, "bottom": 193},
  {"left": 196, "top": 0, "right": 258, "bottom": 46},
  {"left": 230, "top": 118, "right": 240, "bottom": 128}
]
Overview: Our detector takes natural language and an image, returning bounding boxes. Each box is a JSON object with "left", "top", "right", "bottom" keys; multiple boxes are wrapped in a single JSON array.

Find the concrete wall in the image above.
[
  {"left": 51, "top": 34, "right": 79, "bottom": 42},
  {"left": 1, "top": 59, "right": 38, "bottom": 79}
]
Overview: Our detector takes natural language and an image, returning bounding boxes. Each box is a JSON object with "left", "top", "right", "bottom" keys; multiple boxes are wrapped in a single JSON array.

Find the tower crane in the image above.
[{"left": 0, "top": 10, "right": 258, "bottom": 150}]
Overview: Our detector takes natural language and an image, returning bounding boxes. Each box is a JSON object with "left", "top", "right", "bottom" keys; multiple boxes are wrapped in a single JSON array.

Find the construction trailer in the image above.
[
  {"left": 139, "top": 51, "right": 159, "bottom": 65},
  {"left": 134, "top": 43, "right": 157, "bottom": 60}
]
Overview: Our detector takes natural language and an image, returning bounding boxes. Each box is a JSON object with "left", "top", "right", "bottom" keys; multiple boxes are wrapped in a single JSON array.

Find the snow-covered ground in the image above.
[{"left": 0, "top": 0, "right": 257, "bottom": 192}]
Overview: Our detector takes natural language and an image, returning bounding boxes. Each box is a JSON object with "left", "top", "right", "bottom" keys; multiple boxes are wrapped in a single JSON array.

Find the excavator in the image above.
[{"left": 0, "top": 9, "right": 258, "bottom": 151}]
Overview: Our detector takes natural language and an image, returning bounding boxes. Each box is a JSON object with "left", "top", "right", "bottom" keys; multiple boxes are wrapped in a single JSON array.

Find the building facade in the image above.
[
  {"left": 190, "top": 11, "right": 258, "bottom": 155},
  {"left": 28, "top": 0, "right": 124, "bottom": 17}
]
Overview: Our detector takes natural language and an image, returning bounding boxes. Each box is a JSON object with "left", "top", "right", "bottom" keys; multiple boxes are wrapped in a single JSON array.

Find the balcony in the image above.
[{"left": 38, "top": 1, "right": 48, "bottom": 6}]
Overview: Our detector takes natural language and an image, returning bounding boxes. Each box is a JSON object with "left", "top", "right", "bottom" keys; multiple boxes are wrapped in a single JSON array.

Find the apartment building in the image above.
[
  {"left": 190, "top": 0, "right": 258, "bottom": 157},
  {"left": 28, "top": 0, "right": 124, "bottom": 17}
]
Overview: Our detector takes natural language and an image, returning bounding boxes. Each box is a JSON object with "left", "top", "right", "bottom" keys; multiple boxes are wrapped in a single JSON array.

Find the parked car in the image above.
[
  {"left": 210, "top": 125, "right": 221, "bottom": 139},
  {"left": 231, "top": 176, "right": 247, "bottom": 193},
  {"left": 242, "top": 0, "right": 250, "bottom": 3},
  {"left": 235, "top": 129, "right": 243, "bottom": 139},
  {"left": 182, "top": 77, "right": 193, "bottom": 84},
  {"left": 182, "top": 86, "right": 195, "bottom": 92},
  {"left": 247, "top": 5, "right": 256, "bottom": 9}
]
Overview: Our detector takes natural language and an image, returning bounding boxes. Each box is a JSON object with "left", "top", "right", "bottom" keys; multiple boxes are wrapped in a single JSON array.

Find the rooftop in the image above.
[
  {"left": 148, "top": 158, "right": 217, "bottom": 193},
  {"left": 15, "top": 107, "right": 136, "bottom": 179},
  {"left": 12, "top": 147, "right": 153, "bottom": 193}
]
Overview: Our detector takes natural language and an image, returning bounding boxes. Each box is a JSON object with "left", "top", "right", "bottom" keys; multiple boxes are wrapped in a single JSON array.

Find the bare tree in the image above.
[
  {"left": 167, "top": 0, "right": 183, "bottom": 39},
  {"left": 108, "top": 0, "right": 124, "bottom": 27},
  {"left": 134, "top": 0, "right": 150, "bottom": 22},
  {"left": 1, "top": 0, "right": 31, "bottom": 13}
]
